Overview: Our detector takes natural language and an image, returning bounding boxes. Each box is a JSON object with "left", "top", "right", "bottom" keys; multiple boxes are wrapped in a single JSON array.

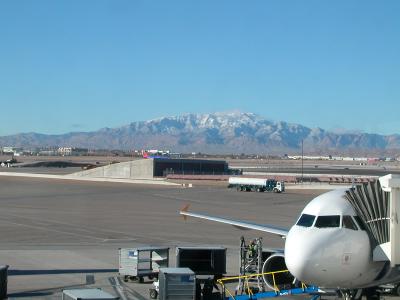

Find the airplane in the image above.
[{"left": 180, "top": 175, "right": 400, "bottom": 300}]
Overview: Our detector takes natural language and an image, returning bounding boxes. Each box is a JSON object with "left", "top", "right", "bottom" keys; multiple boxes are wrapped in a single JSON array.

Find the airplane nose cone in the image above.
[
  {"left": 284, "top": 228, "right": 320, "bottom": 282},
  {"left": 285, "top": 252, "right": 310, "bottom": 281}
]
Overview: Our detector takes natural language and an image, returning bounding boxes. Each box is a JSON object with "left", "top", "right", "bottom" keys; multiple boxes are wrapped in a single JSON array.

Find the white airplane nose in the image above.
[
  {"left": 284, "top": 227, "right": 320, "bottom": 283},
  {"left": 285, "top": 247, "right": 309, "bottom": 280}
]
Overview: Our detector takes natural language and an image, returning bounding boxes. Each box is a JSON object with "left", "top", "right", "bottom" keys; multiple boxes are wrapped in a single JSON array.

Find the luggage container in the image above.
[
  {"left": 158, "top": 268, "right": 195, "bottom": 300},
  {"left": 119, "top": 247, "right": 169, "bottom": 282},
  {"left": 175, "top": 247, "right": 226, "bottom": 299},
  {"left": 176, "top": 246, "right": 226, "bottom": 276},
  {"left": 62, "top": 288, "right": 118, "bottom": 300}
]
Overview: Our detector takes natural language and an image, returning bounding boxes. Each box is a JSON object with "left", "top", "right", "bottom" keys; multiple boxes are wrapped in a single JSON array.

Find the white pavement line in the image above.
[
  {"left": 0, "top": 219, "right": 109, "bottom": 241},
  {"left": 151, "top": 193, "right": 208, "bottom": 205},
  {"left": 0, "top": 172, "right": 180, "bottom": 186},
  {"left": 242, "top": 171, "right": 378, "bottom": 178},
  {"left": 119, "top": 280, "right": 148, "bottom": 300},
  {"left": 0, "top": 212, "right": 171, "bottom": 244},
  {"left": 286, "top": 184, "right": 352, "bottom": 190},
  {"left": 0, "top": 212, "right": 139, "bottom": 240},
  {"left": 102, "top": 238, "right": 137, "bottom": 243},
  {"left": 64, "top": 176, "right": 181, "bottom": 186},
  {"left": 113, "top": 277, "right": 129, "bottom": 300}
]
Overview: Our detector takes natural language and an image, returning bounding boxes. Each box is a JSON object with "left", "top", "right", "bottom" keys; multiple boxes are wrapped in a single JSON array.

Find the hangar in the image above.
[{"left": 72, "top": 158, "right": 228, "bottom": 180}]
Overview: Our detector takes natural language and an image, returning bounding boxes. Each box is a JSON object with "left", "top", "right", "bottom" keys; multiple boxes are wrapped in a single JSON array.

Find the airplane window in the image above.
[
  {"left": 342, "top": 215, "right": 358, "bottom": 230},
  {"left": 315, "top": 215, "right": 340, "bottom": 228},
  {"left": 296, "top": 214, "right": 315, "bottom": 227},
  {"left": 354, "top": 216, "right": 367, "bottom": 231}
]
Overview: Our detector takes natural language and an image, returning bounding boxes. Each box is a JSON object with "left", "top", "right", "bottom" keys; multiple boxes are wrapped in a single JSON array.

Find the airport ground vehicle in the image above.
[{"left": 228, "top": 177, "right": 285, "bottom": 193}]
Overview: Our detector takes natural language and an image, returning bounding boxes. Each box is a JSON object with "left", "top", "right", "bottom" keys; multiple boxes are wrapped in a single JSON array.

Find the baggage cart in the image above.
[{"left": 119, "top": 247, "right": 169, "bottom": 282}]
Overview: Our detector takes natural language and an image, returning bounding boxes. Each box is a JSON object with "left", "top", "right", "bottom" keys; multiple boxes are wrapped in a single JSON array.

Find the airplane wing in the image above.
[{"left": 180, "top": 205, "right": 289, "bottom": 237}]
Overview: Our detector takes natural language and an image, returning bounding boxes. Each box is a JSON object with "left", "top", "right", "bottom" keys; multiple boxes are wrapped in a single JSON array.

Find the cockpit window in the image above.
[
  {"left": 342, "top": 215, "right": 358, "bottom": 230},
  {"left": 315, "top": 215, "right": 340, "bottom": 228},
  {"left": 354, "top": 216, "right": 367, "bottom": 231},
  {"left": 296, "top": 214, "right": 316, "bottom": 227}
]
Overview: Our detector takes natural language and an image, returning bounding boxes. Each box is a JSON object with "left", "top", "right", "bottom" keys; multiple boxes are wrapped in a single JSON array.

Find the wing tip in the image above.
[{"left": 180, "top": 204, "right": 190, "bottom": 221}]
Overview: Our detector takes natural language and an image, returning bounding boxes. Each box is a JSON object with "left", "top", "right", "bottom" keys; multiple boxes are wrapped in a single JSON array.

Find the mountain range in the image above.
[{"left": 1, "top": 112, "right": 399, "bottom": 155}]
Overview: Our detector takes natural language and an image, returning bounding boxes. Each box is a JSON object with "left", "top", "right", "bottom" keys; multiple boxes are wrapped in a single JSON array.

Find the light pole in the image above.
[{"left": 301, "top": 139, "right": 304, "bottom": 184}]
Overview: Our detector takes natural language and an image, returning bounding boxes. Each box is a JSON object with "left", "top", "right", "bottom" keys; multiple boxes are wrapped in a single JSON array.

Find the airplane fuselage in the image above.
[
  {"left": 180, "top": 186, "right": 400, "bottom": 291},
  {"left": 284, "top": 189, "right": 386, "bottom": 289}
]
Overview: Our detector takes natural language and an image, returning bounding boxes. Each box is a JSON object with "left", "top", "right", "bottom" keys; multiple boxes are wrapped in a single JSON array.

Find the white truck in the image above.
[{"left": 228, "top": 177, "right": 285, "bottom": 193}]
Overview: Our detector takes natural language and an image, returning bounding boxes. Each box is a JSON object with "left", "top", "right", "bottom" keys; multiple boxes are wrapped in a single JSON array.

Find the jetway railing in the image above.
[{"left": 217, "top": 270, "right": 318, "bottom": 300}]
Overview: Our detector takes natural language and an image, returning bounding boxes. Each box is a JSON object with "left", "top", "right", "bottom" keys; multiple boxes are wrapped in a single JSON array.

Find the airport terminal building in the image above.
[
  {"left": 153, "top": 158, "right": 228, "bottom": 176},
  {"left": 73, "top": 158, "right": 229, "bottom": 179}
]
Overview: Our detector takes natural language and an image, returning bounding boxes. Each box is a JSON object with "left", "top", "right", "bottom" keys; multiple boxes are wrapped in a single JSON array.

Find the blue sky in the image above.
[{"left": 0, "top": 1, "right": 399, "bottom": 136}]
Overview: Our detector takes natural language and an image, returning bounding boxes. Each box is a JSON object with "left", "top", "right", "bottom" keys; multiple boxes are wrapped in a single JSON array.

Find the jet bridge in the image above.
[{"left": 345, "top": 174, "right": 400, "bottom": 267}]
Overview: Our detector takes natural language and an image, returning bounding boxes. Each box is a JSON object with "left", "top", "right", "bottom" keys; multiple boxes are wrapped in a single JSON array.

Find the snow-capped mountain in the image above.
[{"left": 1, "top": 112, "right": 400, "bottom": 155}]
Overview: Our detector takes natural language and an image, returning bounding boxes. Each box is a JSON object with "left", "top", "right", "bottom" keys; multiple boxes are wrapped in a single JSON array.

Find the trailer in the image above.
[
  {"left": 176, "top": 246, "right": 226, "bottom": 276},
  {"left": 228, "top": 177, "right": 285, "bottom": 193}
]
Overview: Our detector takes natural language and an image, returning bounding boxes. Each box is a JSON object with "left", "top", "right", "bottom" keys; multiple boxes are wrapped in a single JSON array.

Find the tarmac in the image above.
[
  {"left": 0, "top": 168, "right": 399, "bottom": 300},
  {"left": 0, "top": 174, "right": 323, "bottom": 299}
]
